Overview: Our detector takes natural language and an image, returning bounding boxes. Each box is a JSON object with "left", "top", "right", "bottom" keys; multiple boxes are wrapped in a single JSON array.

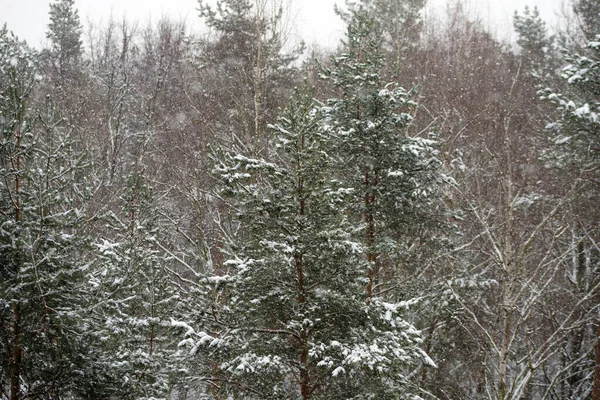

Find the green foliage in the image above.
[
  {"left": 336, "top": 0, "right": 427, "bottom": 77},
  {"left": 196, "top": 86, "right": 433, "bottom": 399},
  {"left": 197, "top": 0, "right": 303, "bottom": 155},
  {"left": 0, "top": 26, "right": 37, "bottom": 140},
  {"left": 574, "top": 0, "right": 600, "bottom": 39},
  {"left": 46, "top": 0, "right": 83, "bottom": 74},
  {"left": 322, "top": 3, "right": 447, "bottom": 295},
  {"left": 179, "top": 7, "right": 446, "bottom": 397},
  {"left": 540, "top": 34, "right": 600, "bottom": 172},
  {"left": 0, "top": 28, "right": 102, "bottom": 397},
  {"left": 514, "top": 6, "right": 554, "bottom": 69},
  {"left": 89, "top": 171, "right": 181, "bottom": 399}
]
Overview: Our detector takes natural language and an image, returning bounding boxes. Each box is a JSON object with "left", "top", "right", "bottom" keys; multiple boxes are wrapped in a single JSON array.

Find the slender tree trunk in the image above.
[
  {"left": 365, "top": 170, "right": 377, "bottom": 301},
  {"left": 296, "top": 131, "right": 310, "bottom": 399},
  {"left": 297, "top": 251, "right": 311, "bottom": 399},
  {"left": 210, "top": 362, "right": 223, "bottom": 400},
  {"left": 593, "top": 322, "right": 600, "bottom": 400},
  {"left": 498, "top": 304, "right": 510, "bottom": 400},
  {"left": 498, "top": 129, "right": 515, "bottom": 400},
  {"left": 10, "top": 303, "right": 22, "bottom": 400},
  {"left": 253, "top": 0, "right": 263, "bottom": 157},
  {"left": 10, "top": 126, "right": 23, "bottom": 400},
  {"left": 299, "top": 332, "right": 310, "bottom": 400}
]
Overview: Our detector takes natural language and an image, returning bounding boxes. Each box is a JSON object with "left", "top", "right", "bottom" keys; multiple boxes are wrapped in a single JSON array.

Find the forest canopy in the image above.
[{"left": 1, "top": 0, "right": 599, "bottom": 399}]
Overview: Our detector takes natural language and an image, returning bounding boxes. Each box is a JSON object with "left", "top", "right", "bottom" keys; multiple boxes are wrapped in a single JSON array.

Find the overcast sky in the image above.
[{"left": 1, "top": 0, "right": 567, "bottom": 49}]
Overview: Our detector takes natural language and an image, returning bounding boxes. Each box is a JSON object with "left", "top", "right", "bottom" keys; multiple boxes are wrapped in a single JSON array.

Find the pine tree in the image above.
[
  {"left": 337, "top": 0, "right": 426, "bottom": 76},
  {"left": 513, "top": 6, "right": 555, "bottom": 71},
  {"left": 41, "top": 0, "right": 88, "bottom": 145},
  {"left": 574, "top": 0, "right": 600, "bottom": 41},
  {"left": 538, "top": 2, "right": 600, "bottom": 397},
  {"left": 0, "top": 27, "right": 100, "bottom": 399},
  {"left": 539, "top": 0, "right": 599, "bottom": 182},
  {"left": 178, "top": 5, "right": 449, "bottom": 389},
  {"left": 88, "top": 171, "right": 180, "bottom": 399},
  {"left": 174, "top": 82, "right": 436, "bottom": 398},
  {"left": 197, "top": 0, "right": 302, "bottom": 156},
  {"left": 321, "top": 3, "right": 446, "bottom": 302},
  {"left": 45, "top": 0, "right": 83, "bottom": 78},
  {"left": 174, "top": 4, "right": 447, "bottom": 398},
  {"left": 541, "top": 38, "right": 599, "bottom": 171}
]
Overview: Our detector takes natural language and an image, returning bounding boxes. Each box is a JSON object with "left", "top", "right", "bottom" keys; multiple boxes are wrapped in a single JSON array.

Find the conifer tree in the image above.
[
  {"left": 513, "top": 6, "right": 555, "bottom": 71},
  {"left": 321, "top": 2, "right": 446, "bottom": 302},
  {"left": 179, "top": 5, "right": 447, "bottom": 390},
  {"left": 337, "top": 0, "right": 426, "bottom": 76},
  {"left": 539, "top": 5, "right": 600, "bottom": 396},
  {"left": 45, "top": 0, "right": 83, "bottom": 78},
  {"left": 197, "top": 0, "right": 302, "bottom": 156},
  {"left": 41, "top": 0, "right": 87, "bottom": 136},
  {"left": 541, "top": 32, "right": 599, "bottom": 172},
  {"left": 574, "top": 0, "right": 600, "bottom": 41},
  {"left": 177, "top": 82, "right": 435, "bottom": 398},
  {"left": 0, "top": 27, "right": 100, "bottom": 399},
  {"left": 89, "top": 171, "right": 180, "bottom": 399},
  {"left": 539, "top": 0, "right": 599, "bottom": 192}
]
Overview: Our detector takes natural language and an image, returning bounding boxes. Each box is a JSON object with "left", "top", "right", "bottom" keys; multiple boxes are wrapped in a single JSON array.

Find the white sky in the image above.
[{"left": 1, "top": 0, "right": 567, "bottom": 50}]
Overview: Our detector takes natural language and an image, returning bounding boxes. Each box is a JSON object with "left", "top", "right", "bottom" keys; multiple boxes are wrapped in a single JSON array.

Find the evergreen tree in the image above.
[
  {"left": 539, "top": 6, "right": 600, "bottom": 396},
  {"left": 41, "top": 0, "right": 87, "bottom": 140},
  {"left": 45, "top": 0, "right": 83, "bottom": 78},
  {"left": 89, "top": 171, "right": 180, "bottom": 399},
  {"left": 197, "top": 0, "right": 302, "bottom": 156},
  {"left": 178, "top": 5, "right": 446, "bottom": 394},
  {"left": 178, "top": 84, "right": 435, "bottom": 398},
  {"left": 574, "top": 0, "right": 600, "bottom": 41},
  {"left": 322, "top": 3, "right": 446, "bottom": 301},
  {"left": 540, "top": 4, "right": 599, "bottom": 183},
  {"left": 513, "top": 6, "right": 555, "bottom": 71},
  {"left": 337, "top": 0, "right": 426, "bottom": 76},
  {"left": 0, "top": 27, "right": 100, "bottom": 399}
]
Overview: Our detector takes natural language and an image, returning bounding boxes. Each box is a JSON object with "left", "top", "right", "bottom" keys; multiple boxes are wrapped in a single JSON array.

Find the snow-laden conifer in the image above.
[
  {"left": 89, "top": 171, "right": 181, "bottom": 399},
  {"left": 321, "top": 2, "right": 446, "bottom": 301},
  {"left": 0, "top": 27, "right": 101, "bottom": 398},
  {"left": 179, "top": 80, "right": 435, "bottom": 398}
]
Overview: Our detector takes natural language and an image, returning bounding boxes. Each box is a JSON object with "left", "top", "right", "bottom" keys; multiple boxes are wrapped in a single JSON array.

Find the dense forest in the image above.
[{"left": 1, "top": 0, "right": 599, "bottom": 399}]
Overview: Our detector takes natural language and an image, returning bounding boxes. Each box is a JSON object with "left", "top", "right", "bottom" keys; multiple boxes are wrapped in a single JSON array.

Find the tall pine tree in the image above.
[
  {"left": 179, "top": 5, "right": 446, "bottom": 393},
  {"left": 45, "top": 0, "right": 83, "bottom": 78},
  {"left": 186, "top": 85, "right": 433, "bottom": 399},
  {"left": 89, "top": 171, "right": 181, "bottom": 399},
  {"left": 321, "top": 2, "right": 446, "bottom": 303},
  {"left": 539, "top": 2, "right": 600, "bottom": 396},
  {"left": 0, "top": 27, "right": 102, "bottom": 399}
]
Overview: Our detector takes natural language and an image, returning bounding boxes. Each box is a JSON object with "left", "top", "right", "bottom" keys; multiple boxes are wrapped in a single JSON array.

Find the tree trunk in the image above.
[
  {"left": 364, "top": 170, "right": 377, "bottom": 302},
  {"left": 10, "top": 303, "right": 22, "bottom": 400},
  {"left": 296, "top": 129, "right": 310, "bottom": 399},
  {"left": 253, "top": 0, "right": 264, "bottom": 157},
  {"left": 10, "top": 125, "right": 23, "bottom": 400},
  {"left": 593, "top": 322, "right": 600, "bottom": 400},
  {"left": 299, "top": 333, "right": 310, "bottom": 400}
]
